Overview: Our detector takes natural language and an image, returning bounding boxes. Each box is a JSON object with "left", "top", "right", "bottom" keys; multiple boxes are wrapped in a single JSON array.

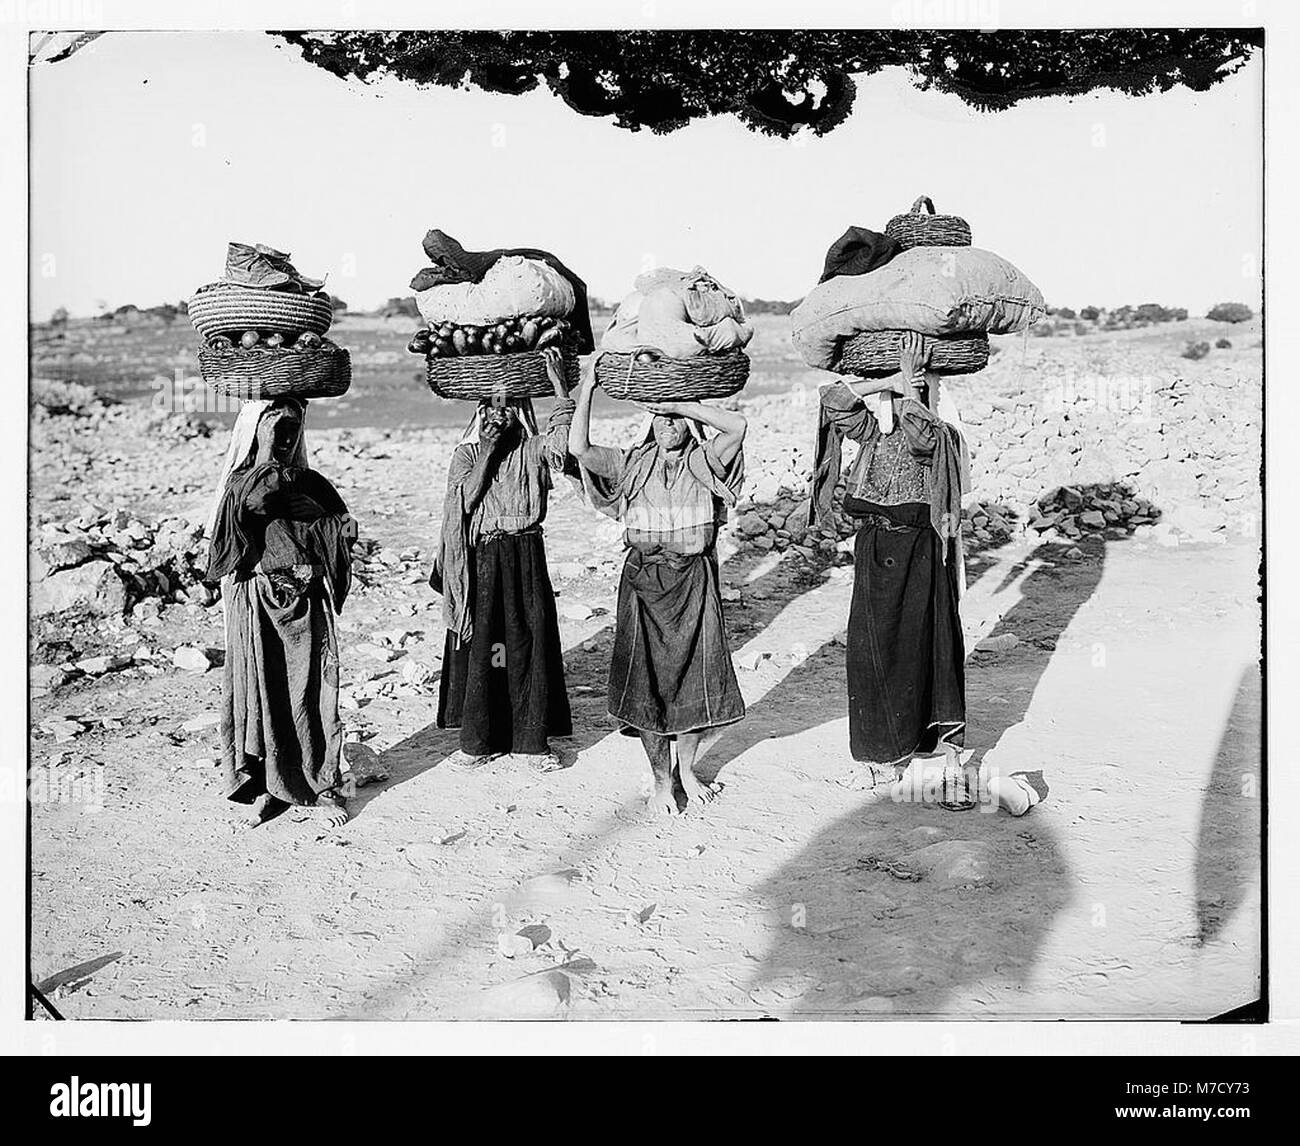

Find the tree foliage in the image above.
[{"left": 272, "top": 29, "right": 1261, "bottom": 137}]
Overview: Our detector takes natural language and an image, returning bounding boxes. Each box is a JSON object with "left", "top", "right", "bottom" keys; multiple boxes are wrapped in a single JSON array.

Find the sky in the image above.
[{"left": 28, "top": 31, "right": 1263, "bottom": 319}]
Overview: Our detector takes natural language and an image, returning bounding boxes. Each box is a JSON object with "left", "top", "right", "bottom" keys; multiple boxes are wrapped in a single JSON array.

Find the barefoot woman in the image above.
[
  {"left": 811, "top": 332, "right": 972, "bottom": 807},
  {"left": 205, "top": 398, "right": 357, "bottom": 827},
  {"left": 431, "top": 348, "right": 574, "bottom": 772},
  {"left": 569, "top": 364, "right": 747, "bottom": 814}
]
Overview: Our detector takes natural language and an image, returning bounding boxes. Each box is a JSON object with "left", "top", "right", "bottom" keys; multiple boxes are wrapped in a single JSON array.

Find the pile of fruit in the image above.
[
  {"left": 206, "top": 330, "right": 332, "bottom": 352},
  {"left": 407, "top": 315, "right": 571, "bottom": 359}
]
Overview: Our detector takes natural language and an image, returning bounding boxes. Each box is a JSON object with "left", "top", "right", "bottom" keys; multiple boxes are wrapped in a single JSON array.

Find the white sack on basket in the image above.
[
  {"left": 790, "top": 246, "right": 1044, "bottom": 371},
  {"left": 416, "top": 255, "right": 575, "bottom": 326}
]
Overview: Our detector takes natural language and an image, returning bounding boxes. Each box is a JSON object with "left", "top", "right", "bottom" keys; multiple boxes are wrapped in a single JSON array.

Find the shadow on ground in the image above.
[{"left": 1193, "top": 662, "right": 1263, "bottom": 947}]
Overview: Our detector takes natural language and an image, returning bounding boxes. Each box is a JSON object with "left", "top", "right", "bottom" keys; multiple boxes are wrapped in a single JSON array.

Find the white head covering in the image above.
[{"left": 205, "top": 398, "right": 310, "bottom": 536}]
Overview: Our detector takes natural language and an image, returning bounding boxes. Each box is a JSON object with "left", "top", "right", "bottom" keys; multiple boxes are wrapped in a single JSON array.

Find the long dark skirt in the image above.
[
  {"left": 437, "top": 530, "right": 571, "bottom": 755},
  {"left": 609, "top": 546, "right": 745, "bottom": 736},
  {"left": 845, "top": 501, "right": 965, "bottom": 765},
  {"left": 220, "top": 573, "right": 344, "bottom": 807}
]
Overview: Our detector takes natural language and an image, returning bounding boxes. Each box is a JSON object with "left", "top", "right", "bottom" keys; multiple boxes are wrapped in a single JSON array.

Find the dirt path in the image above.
[{"left": 29, "top": 511, "right": 1260, "bottom": 1020}]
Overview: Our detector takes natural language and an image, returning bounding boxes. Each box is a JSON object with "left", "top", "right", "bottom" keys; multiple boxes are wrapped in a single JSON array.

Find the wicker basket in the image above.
[
  {"left": 188, "top": 282, "right": 335, "bottom": 341},
  {"left": 425, "top": 347, "right": 580, "bottom": 400},
  {"left": 838, "top": 330, "right": 989, "bottom": 377},
  {"left": 885, "top": 196, "right": 972, "bottom": 250},
  {"left": 198, "top": 344, "right": 352, "bottom": 399},
  {"left": 594, "top": 349, "right": 750, "bottom": 402}
]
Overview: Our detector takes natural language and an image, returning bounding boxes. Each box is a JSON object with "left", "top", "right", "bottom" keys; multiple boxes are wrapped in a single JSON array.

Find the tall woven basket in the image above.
[
  {"left": 198, "top": 344, "right": 352, "bottom": 399},
  {"left": 425, "top": 347, "right": 580, "bottom": 400},
  {"left": 885, "top": 196, "right": 972, "bottom": 250},
  {"left": 838, "top": 331, "right": 989, "bottom": 378},
  {"left": 188, "top": 283, "right": 335, "bottom": 341},
  {"left": 594, "top": 349, "right": 750, "bottom": 402}
]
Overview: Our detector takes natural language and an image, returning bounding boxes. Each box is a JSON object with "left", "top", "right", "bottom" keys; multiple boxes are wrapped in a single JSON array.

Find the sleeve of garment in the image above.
[
  {"left": 578, "top": 445, "right": 630, "bottom": 520},
  {"left": 444, "top": 443, "right": 479, "bottom": 510},
  {"left": 897, "top": 397, "right": 942, "bottom": 463},
  {"left": 306, "top": 514, "right": 358, "bottom": 612},
  {"left": 303, "top": 470, "right": 348, "bottom": 516},
  {"left": 697, "top": 439, "right": 745, "bottom": 504},
  {"left": 241, "top": 468, "right": 284, "bottom": 516},
  {"left": 818, "top": 380, "right": 876, "bottom": 444},
  {"left": 431, "top": 443, "right": 477, "bottom": 642},
  {"left": 540, "top": 397, "right": 576, "bottom": 470}
]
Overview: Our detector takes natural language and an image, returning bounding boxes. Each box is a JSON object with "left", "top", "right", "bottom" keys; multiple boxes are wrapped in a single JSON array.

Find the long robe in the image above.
[
  {"left": 818, "top": 387, "right": 966, "bottom": 764},
  {"left": 582, "top": 435, "right": 746, "bottom": 736},
  {"left": 207, "top": 461, "right": 355, "bottom": 806}
]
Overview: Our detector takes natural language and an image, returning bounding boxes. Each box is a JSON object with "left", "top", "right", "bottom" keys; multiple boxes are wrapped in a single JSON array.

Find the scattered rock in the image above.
[
  {"left": 171, "top": 646, "right": 212, "bottom": 674},
  {"left": 32, "top": 560, "right": 127, "bottom": 617},
  {"left": 496, "top": 932, "right": 534, "bottom": 959},
  {"left": 558, "top": 600, "right": 593, "bottom": 622},
  {"left": 74, "top": 653, "right": 131, "bottom": 676},
  {"left": 476, "top": 970, "right": 572, "bottom": 1018},
  {"left": 898, "top": 840, "right": 994, "bottom": 888}
]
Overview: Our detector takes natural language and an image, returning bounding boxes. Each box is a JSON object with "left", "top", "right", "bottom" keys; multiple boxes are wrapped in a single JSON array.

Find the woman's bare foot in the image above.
[
  {"left": 445, "top": 750, "right": 497, "bottom": 772},
  {"left": 647, "top": 778, "right": 681, "bottom": 817},
  {"left": 312, "top": 793, "right": 349, "bottom": 828},
  {"left": 675, "top": 729, "right": 723, "bottom": 807},
  {"left": 516, "top": 750, "right": 563, "bottom": 774},
  {"left": 678, "top": 765, "right": 718, "bottom": 807},
  {"left": 242, "top": 793, "right": 285, "bottom": 827}
]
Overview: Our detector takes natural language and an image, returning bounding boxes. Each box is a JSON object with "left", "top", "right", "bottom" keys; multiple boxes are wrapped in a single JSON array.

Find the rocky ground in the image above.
[{"left": 27, "top": 319, "right": 1263, "bottom": 1020}]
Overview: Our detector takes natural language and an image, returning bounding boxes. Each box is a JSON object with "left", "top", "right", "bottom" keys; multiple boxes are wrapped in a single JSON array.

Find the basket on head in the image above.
[
  {"left": 837, "top": 330, "right": 989, "bottom": 377},
  {"left": 424, "top": 347, "right": 580, "bottom": 401},
  {"left": 594, "top": 349, "right": 750, "bottom": 402},
  {"left": 885, "top": 196, "right": 972, "bottom": 250},
  {"left": 198, "top": 344, "right": 352, "bottom": 399},
  {"left": 188, "top": 282, "right": 335, "bottom": 342}
]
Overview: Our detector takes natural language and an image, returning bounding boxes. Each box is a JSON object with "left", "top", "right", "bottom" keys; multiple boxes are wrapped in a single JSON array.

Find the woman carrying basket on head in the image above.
[
  {"left": 205, "top": 397, "right": 357, "bottom": 828},
  {"left": 568, "top": 362, "right": 747, "bottom": 815},
  {"left": 811, "top": 332, "right": 976, "bottom": 808},
  {"left": 430, "top": 347, "right": 575, "bottom": 773}
]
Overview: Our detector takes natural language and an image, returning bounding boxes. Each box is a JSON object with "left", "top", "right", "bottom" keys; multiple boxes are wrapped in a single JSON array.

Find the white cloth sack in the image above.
[
  {"left": 415, "top": 255, "right": 575, "bottom": 326},
  {"left": 790, "top": 246, "right": 1045, "bottom": 370}
]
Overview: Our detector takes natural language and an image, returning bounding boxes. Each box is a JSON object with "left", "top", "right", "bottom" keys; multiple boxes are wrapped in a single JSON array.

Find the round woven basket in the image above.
[
  {"left": 885, "top": 196, "right": 972, "bottom": 250},
  {"left": 198, "top": 344, "right": 352, "bottom": 399},
  {"left": 594, "top": 349, "right": 750, "bottom": 402},
  {"left": 838, "top": 330, "right": 989, "bottom": 377},
  {"left": 425, "top": 347, "right": 580, "bottom": 401},
  {"left": 188, "top": 283, "right": 335, "bottom": 341}
]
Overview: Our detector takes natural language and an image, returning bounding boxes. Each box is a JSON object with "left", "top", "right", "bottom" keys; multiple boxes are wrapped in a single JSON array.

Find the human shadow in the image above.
[
  {"left": 1193, "top": 662, "right": 1263, "bottom": 947},
  {"left": 747, "top": 793, "right": 1072, "bottom": 1017},
  {"left": 740, "top": 482, "right": 1153, "bottom": 1016}
]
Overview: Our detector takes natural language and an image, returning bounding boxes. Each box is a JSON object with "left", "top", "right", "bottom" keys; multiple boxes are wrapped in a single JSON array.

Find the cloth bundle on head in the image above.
[
  {"left": 223, "top": 243, "right": 325, "bottom": 293},
  {"left": 408, "top": 229, "right": 594, "bottom": 354}
]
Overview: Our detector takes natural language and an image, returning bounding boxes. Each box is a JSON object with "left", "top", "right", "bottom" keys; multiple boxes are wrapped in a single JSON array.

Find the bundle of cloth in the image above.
[
  {"left": 790, "top": 225, "right": 1044, "bottom": 371},
  {"left": 601, "top": 266, "right": 754, "bottom": 357},
  {"left": 411, "top": 229, "right": 594, "bottom": 354}
]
